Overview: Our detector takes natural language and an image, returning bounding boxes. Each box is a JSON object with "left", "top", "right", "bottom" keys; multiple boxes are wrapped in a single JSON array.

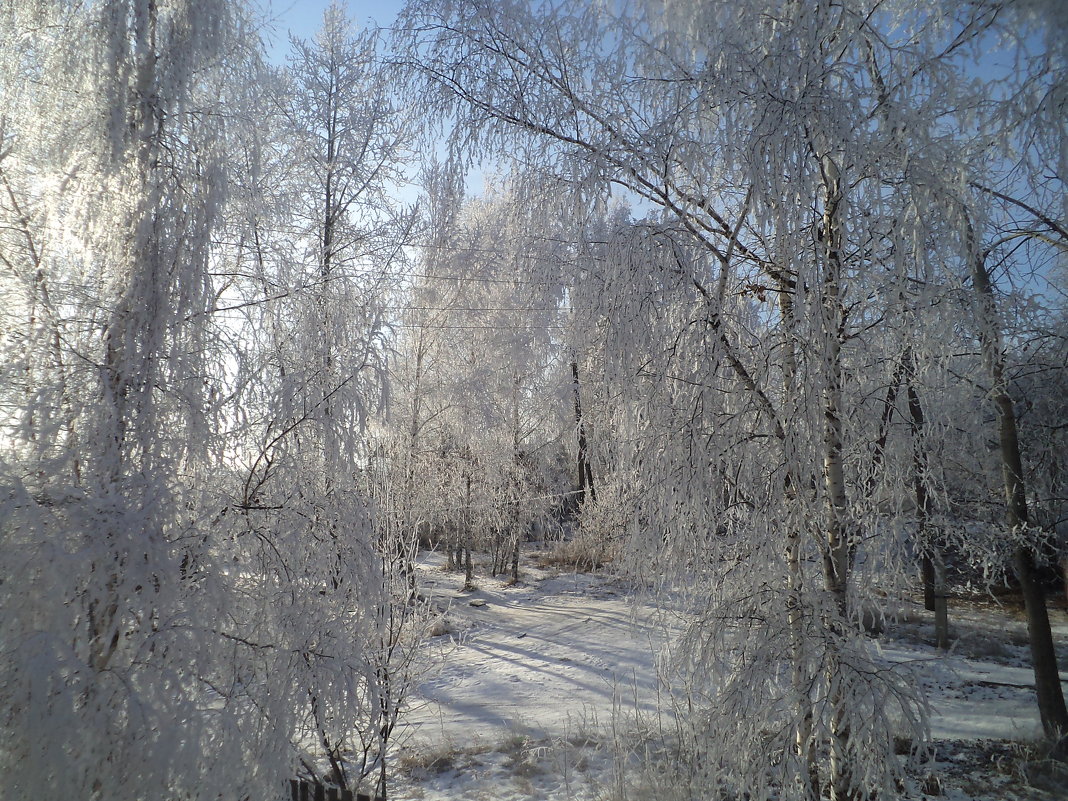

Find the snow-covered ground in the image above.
[
  {"left": 386, "top": 551, "right": 1068, "bottom": 800},
  {"left": 404, "top": 557, "right": 674, "bottom": 749}
]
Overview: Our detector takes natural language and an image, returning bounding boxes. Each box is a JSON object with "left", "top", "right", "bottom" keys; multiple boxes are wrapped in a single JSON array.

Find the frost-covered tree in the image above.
[
  {"left": 219, "top": 4, "right": 423, "bottom": 793},
  {"left": 0, "top": 1, "right": 284, "bottom": 798},
  {"left": 0, "top": 2, "right": 426, "bottom": 798},
  {"left": 383, "top": 177, "right": 574, "bottom": 582},
  {"left": 396, "top": 0, "right": 1068, "bottom": 794}
]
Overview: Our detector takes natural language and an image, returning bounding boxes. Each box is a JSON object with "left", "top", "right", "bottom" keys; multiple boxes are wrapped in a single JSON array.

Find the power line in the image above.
[
  {"left": 389, "top": 305, "right": 566, "bottom": 313},
  {"left": 398, "top": 270, "right": 571, "bottom": 286},
  {"left": 388, "top": 322, "right": 568, "bottom": 330}
]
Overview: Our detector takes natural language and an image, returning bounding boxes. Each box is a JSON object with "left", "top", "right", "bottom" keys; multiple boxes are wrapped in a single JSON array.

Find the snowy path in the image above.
[{"left": 401, "top": 559, "right": 676, "bottom": 750}]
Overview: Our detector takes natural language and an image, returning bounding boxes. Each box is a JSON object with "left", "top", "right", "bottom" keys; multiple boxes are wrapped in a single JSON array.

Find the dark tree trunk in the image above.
[
  {"left": 571, "top": 359, "right": 595, "bottom": 507},
  {"left": 922, "top": 557, "right": 936, "bottom": 612},
  {"left": 972, "top": 246, "right": 1068, "bottom": 736},
  {"left": 1000, "top": 392, "right": 1068, "bottom": 736},
  {"left": 511, "top": 534, "right": 520, "bottom": 583},
  {"left": 906, "top": 380, "right": 948, "bottom": 649}
]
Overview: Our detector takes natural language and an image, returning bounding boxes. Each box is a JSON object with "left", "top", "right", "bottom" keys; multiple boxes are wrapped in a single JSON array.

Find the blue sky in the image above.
[
  {"left": 261, "top": 0, "right": 454, "bottom": 204},
  {"left": 264, "top": 0, "right": 407, "bottom": 59}
]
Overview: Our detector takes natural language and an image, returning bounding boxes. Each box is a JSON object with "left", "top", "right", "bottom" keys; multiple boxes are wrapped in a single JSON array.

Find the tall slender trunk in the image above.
[
  {"left": 399, "top": 338, "right": 426, "bottom": 594},
  {"left": 905, "top": 376, "right": 948, "bottom": 649},
  {"left": 91, "top": 0, "right": 168, "bottom": 675},
  {"left": 571, "top": 359, "right": 595, "bottom": 506},
  {"left": 819, "top": 151, "right": 856, "bottom": 801},
  {"left": 320, "top": 56, "right": 337, "bottom": 453},
  {"left": 970, "top": 242, "right": 1068, "bottom": 736},
  {"left": 464, "top": 469, "right": 474, "bottom": 590},
  {"left": 780, "top": 289, "right": 820, "bottom": 799},
  {"left": 819, "top": 154, "right": 850, "bottom": 620},
  {"left": 511, "top": 374, "right": 523, "bottom": 582}
]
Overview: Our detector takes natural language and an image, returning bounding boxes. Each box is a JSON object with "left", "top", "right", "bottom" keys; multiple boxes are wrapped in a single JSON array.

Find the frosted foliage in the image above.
[
  {"left": 396, "top": 0, "right": 1066, "bottom": 796},
  {"left": 0, "top": 2, "right": 255, "bottom": 798},
  {"left": 1, "top": 0, "right": 1064, "bottom": 798},
  {"left": 0, "top": 1, "right": 391, "bottom": 798},
  {"left": 572, "top": 182, "right": 924, "bottom": 797},
  {"left": 218, "top": 3, "right": 425, "bottom": 794},
  {"left": 382, "top": 181, "right": 573, "bottom": 559}
]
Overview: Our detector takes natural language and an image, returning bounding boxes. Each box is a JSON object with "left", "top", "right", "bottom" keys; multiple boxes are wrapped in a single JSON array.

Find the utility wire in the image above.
[
  {"left": 388, "top": 322, "right": 568, "bottom": 330},
  {"left": 400, "top": 272, "right": 569, "bottom": 286},
  {"left": 392, "top": 306, "right": 566, "bottom": 313}
]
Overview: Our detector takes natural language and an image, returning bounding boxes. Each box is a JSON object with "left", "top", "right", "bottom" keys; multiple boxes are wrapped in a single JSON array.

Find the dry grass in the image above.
[
  {"left": 536, "top": 536, "right": 618, "bottom": 572},
  {"left": 395, "top": 739, "right": 493, "bottom": 778}
]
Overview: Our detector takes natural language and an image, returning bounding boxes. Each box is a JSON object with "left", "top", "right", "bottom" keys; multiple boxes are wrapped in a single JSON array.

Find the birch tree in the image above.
[
  {"left": 222, "top": 4, "right": 422, "bottom": 792},
  {"left": 0, "top": 2, "right": 282, "bottom": 798}
]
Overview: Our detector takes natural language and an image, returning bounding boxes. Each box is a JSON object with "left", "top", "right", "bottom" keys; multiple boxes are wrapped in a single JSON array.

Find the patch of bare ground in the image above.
[{"left": 921, "top": 738, "right": 1068, "bottom": 800}]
